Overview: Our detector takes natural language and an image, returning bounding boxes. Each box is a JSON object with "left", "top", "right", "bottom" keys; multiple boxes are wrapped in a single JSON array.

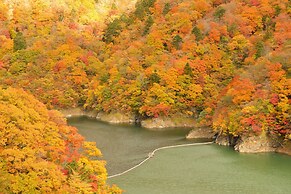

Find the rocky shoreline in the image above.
[
  {"left": 60, "top": 108, "right": 96, "bottom": 118},
  {"left": 187, "top": 128, "right": 291, "bottom": 156},
  {"left": 60, "top": 108, "right": 196, "bottom": 129},
  {"left": 186, "top": 127, "right": 216, "bottom": 139},
  {"left": 141, "top": 116, "right": 196, "bottom": 129},
  {"left": 61, "top": 108, "right": 291, "bottom": 156},
  {"left": 60, "top": 108, "right": 136, "bottom": 124}
]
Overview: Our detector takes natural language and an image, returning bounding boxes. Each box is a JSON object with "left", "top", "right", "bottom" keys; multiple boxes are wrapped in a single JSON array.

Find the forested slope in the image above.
[
  {"left": 0, "top": 0, "right": 128, "bottom": 193},
  {"left": 0, "top": 87, "right": 121, "bottom": 193},
  {"left": 0, "top": 0, "right": 290, "bottom": 148},
  {"left": 95, "top": 0, "right": 290, "bottom": 134}
]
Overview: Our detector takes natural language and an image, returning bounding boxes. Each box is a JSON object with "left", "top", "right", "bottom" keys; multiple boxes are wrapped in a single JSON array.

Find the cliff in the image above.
[
  {"left": 187, "top": 128, "right": 291, "bottom": 156},
  {"left": 186, "top": 127, "right": 216, "bottom": 139},
  {"left": 141, "top": 116, "right": 196, "bottom": 129}
]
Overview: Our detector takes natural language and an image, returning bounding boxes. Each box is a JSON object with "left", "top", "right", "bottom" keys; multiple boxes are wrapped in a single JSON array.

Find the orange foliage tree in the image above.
[{"left": 0, "top": 87, "right": 121, "bottom": 193}]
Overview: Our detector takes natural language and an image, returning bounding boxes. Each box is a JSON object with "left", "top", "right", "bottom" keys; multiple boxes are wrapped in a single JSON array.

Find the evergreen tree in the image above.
[
  {"left": 13, "top": 32, "right": 27, "bottom": 52},
  {"left": 172, "top": 35, "right": 183, "bottom": 50},
  {"left": 191, "top": 26, "right": 203, "bottom": 41},
  {"left": 143, "top": 16, "right": 154, "bottom": 36}
]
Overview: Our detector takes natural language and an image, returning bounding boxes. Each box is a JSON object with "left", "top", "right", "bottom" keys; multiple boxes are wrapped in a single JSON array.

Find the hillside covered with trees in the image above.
[
  {"left": 0, "top": 87, "right": 121, "bottom": 193},
  {"left": 1, "top": 0, "right": 289, "bottom": 138},
  {"left": 0, "top": 0, "right": 290, "bottom": 192}
]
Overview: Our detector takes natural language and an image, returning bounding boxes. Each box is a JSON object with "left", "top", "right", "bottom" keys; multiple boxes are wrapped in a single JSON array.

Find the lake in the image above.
[{"left": 68, "top": 117, "right": 291, "bottom": 194}]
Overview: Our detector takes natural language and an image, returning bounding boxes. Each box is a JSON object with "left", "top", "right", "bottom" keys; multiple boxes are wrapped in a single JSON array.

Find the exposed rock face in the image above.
[
  {"left": 141, "top": 116, "right": 196, "bottom": 129},
  {"left": 60, "top": 108, "right": 91, "bottom": 117},
  {"left": 186, "top": 127, "right": 216, "bottom": 139},
  {"left": 213, "top": 132, "right": 291, "bottom": 155},
  {"left": 96, "top": 112, "right": 135, "bottom": 124},
  {"left": 214, "top": 132, "right": 284, "bottom": 154},
  {"left": 276, "top": 141, "right": 291, "bottom": 155},
  {"left": 61, "top": 110, "right": 196, "bottom": 127},
  {"left": 60, "top": 108, "right": 135, "bottom": 124},
  {"left": 234, "top": 133, "right": 281, "bottom": 153},
  {"left": 215, "top": 134, "right": 231, "bottom": 146}
]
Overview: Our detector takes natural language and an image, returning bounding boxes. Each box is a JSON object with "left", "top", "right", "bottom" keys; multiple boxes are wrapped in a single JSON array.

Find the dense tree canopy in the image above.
[
  {"left": 0, "top": 0, "right": 290, "bottom": 191},
  {"left": 0, "top": 87, "right": 121, "bottom": 193},
  {"left": 1, "top": 0, "right": 290, "bottom": 134}
]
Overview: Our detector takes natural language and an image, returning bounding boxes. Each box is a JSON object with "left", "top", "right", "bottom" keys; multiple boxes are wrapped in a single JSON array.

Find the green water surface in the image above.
[{"left": 68, "top": 117, "right": 291, "bottom": 194}]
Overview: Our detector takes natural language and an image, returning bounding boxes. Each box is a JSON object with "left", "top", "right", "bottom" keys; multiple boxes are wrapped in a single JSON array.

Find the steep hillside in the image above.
[
  {"left": 0, "top": 87, "right": 121, "bottom": 193},
  {"left": 0, "top": 0, "right": 136, "bottom": 108},
  {"left": 86, "top": 0, "right": 290, "bottom": 141},
  {"left": 0, "top": 0, "right": 290, "bottom": 147}
]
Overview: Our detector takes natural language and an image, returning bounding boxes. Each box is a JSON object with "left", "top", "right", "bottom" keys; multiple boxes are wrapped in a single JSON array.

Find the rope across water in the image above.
[{"left": 108, "top": 141, "right": 213, "bottom": 179}]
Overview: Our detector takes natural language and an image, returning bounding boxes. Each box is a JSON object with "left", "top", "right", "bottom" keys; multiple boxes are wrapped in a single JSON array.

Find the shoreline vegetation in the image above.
[
  {"left": 0, "top": 0, "right": 290, "bottom": 193},
  {"left": 60, "top": 108, "right": 197, "bottom": 128},
  {"left": 62, "top": 108, "right": 291, "bottom": 156},
  {"left": 1, "top": 0, "right": 290, "bottom": 161}
]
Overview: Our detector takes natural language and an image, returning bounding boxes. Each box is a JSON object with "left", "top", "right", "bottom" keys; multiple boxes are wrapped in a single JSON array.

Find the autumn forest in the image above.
[{"left": 0, "top": 0, "right": 290, "bottom": 193}]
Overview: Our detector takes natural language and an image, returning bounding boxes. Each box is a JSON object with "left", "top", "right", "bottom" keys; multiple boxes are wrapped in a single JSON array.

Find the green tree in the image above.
[
  {"left": 148, "top": 71, "right": 161, "bottom": 85},
  {"left": 13, "top": 32, "right": 27, "bottom": 51},
  {"left": 255, "top": 41, "right": 264, "bottom": 59},
  {"left": 143, "top": 16, "right": 154, "bottom": 36},
  {"left": 213, "top": 7, "right": 225, "bottom": 20},
  {"left": 103, "top": 19, "right": 122, "bottom": 43},
  {"left": 134, "top": 0, "right": 156, "bottom": 20},
  {"left": 184, "top": 63, "right": 193, "bottom": 77},
  {"left": 163, "top": 3, "right": 171, "bottom": 15},
  {"left": 172, "top": 35, "right": 183, "bottom": 50},
  {"left": 191, "top": 26, "right": 203, "bottom": 41}
]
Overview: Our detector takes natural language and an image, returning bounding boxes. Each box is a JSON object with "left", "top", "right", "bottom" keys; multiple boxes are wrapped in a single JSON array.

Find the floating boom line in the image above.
[{"left": 108, "top": 141, "right": 213, "bottom": 179}]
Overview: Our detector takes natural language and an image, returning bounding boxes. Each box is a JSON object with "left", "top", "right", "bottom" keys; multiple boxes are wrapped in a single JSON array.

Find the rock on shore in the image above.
[
  {"left": 234, "top": 133, "right": 280, "bottom": 153},
  {"left": 276, "top": 141, "right": 291, "bottom": 155},
  {"left": 215, "top": 134, "right": 231, "bottom": 146},
  {"left": 214, "top": 132, "right": 291, "bottom": 155},
  {"left": 186, "top": 127, "right": 216, "bottom": 139},
  {"left": 61, "top": 109, "right": 197, "bottom": 128},
  {"left": 60, "top": 108, "right": 135, "bottom": 124},
  {"left": 96, "top": 112, "right": 135, "bottom": 124},
  {"left": 141, "top": 116, "right": 196, "bottom": 129},
  {"left": 60, "top": 108, "right": 93, "bottom": 117}
]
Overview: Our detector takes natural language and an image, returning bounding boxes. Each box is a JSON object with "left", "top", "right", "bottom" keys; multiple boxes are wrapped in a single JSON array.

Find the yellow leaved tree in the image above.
[{"left": 0, "top": 87, "right": 121, "bottom": 194}]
